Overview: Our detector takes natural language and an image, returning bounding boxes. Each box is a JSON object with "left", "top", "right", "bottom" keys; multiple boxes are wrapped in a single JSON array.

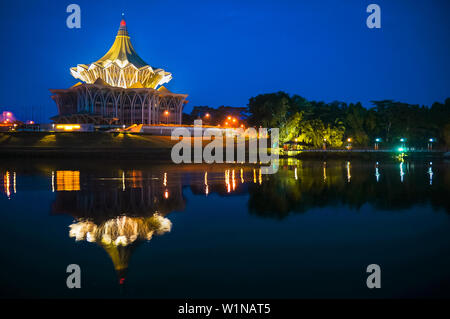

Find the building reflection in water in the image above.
[
  {"left": 69, "top": 214, "right": 171, "bottom": 285},
  {"left": 51, "top": 169, "right": 185, "bottom": 284},
  {"left": 51, "top": 166, "right": 261, "bottom": 284}
]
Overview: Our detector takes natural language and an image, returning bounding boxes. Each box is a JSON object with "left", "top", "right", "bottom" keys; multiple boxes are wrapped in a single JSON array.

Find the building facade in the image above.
[{"left": 50, "top": 18, "right": 187, "bottom": 125}]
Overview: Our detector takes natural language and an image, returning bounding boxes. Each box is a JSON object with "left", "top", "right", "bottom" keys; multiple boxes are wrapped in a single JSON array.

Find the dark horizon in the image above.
[{"left": 1, "top": 0, "right": 449, "bottom": 122}]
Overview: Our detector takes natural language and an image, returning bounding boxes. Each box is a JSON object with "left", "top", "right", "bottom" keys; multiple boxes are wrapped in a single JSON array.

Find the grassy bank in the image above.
[
  {"left": 0, "top": 132, "right": 178, "bottom": 160},
  {"left": 0, "top": 132, "right": 177, "bottom": 149},
  {"left": 0, "top": 132, "right": 445, "bottom": 160}
]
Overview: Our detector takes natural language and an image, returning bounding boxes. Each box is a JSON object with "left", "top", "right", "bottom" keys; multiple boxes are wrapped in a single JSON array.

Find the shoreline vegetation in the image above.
[
  {"left": 0, "top": 132, "right": 445, "bottom": 161},
  {"left": 244, "top": 92, "right": 450, "bottom": 149}
]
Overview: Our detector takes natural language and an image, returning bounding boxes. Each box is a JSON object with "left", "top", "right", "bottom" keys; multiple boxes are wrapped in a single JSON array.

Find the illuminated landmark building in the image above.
[{"left": 50, "top": 18, "right": 187, "bottom": 125}]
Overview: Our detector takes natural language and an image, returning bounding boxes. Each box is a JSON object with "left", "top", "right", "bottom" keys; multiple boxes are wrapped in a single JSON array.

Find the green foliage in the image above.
[
  {"left": 279, "top": 112, "right": 303, "bottom": 143},
  {"left": 247, "top": 92, "right": 292, "bottom": 128},
  {"left": 246, "top": 92, "right": 450, "bottom": 149},
  {"left": 295, "top": 119, "right": 345, "bottom": 148}
]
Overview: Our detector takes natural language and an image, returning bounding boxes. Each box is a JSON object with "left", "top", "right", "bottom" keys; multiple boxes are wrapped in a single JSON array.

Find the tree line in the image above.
[{"left": 246, "top": 92, "right": 450, "bottom": 149}]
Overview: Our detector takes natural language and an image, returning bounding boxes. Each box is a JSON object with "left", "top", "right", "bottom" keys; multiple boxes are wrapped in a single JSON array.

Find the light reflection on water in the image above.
[{"left": 0, "top": 158, "right": 449, "bottom": 298}]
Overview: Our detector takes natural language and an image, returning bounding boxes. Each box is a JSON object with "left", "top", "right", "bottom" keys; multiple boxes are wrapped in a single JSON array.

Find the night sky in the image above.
[{"left": 0, "top": 0, "right": 449, "bottom": 122}]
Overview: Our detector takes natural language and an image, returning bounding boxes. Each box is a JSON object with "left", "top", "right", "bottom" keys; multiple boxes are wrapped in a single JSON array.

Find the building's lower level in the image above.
[{"left": 50, "top": 80, "right": 187, "bottom": 125}]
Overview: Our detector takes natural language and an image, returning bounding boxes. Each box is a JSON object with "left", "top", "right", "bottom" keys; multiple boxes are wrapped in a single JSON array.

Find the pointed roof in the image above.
[
  {"left": 93, "top": 78, "right": 110, "bottom": 86},
  {"left": 94, "top": 18, "right": 151, "bottom": 69},
  {"left": 157, "top": 86, "right": 171, "bottom": 93}
]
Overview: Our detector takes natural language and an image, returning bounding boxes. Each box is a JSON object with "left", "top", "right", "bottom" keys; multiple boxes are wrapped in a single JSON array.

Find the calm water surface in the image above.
[{"left": 0, "top": 158, "right": 449, "bottom": 298}]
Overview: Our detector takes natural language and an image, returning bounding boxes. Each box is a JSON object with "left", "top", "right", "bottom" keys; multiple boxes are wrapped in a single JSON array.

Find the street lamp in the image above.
[
  {"left": 374, "top": 138, "right": 381, "bottom": 150},
  {"left": 323, "top": 138, "right": 327, "bottom": 150},
  {"left": 428, "top": 138, "right": 435, "bottom": 151},
  {"left": 346, "top": 137, "right": 352, "bottom": 150},
  {"left": 164, "top": 110, "right": 169, "bottom": 124},
  {"left": 399, "top": 138, "right": 407, "bottom": 151}
]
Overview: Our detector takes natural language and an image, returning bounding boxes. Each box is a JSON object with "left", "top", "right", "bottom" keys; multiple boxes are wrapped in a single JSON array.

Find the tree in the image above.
[
  {"left": 345, "top": 102, "right": 369, "bottom": 146},
  {"left": 279, "top": 112, "right": 303, "bottom": 144},
  {"left": 247, "top": 92, "right": 291, "bottom": 128}
]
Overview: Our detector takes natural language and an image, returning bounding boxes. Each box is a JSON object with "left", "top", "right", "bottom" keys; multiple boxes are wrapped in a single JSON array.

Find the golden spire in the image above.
[{"left": 70, "top": 18, "right": 172, "bottom": 88}]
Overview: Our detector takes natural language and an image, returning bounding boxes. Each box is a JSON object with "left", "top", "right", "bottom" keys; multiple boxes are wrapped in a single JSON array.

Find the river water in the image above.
[{"left": 0, "top": 158, "right": 449, "bottom": 298}]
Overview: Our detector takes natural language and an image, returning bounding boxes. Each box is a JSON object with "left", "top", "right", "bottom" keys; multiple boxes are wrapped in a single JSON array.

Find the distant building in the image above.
[{"left": 50, "top": 18, "right": 187, "bottom": 125}]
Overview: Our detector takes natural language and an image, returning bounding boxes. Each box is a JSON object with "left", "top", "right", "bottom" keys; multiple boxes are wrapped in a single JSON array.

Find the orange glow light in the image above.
[{"left": 55, "top": 124, "right": 81, "bottom": 131}]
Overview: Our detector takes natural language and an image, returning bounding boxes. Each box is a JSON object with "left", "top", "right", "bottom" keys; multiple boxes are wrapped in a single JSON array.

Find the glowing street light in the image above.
[
  {"left": 346, "top": 137, "right": 352, "bottom": 150},
  {"left": 428, "top": 138, "right": 435, "bottom": 151},
  {"left": 164, "top": 110, "right": 170, "bottom": 124},
  {"left": 204, "top": 113, "right": 210, "bottom": 119},
  {"left": 374, "top": 138, "right": 381, "bottom": 150},
  {"left": 399, "top": 137, "right": 407, "bottom": 152},
  {"left": 323, "top": 138, "right": 327, "bottom": 151}
]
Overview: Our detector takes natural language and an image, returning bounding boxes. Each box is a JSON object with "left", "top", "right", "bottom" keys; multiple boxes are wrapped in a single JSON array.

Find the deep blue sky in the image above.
[{"left": 0, "top": 0, "right": 449, "bottom": 122}]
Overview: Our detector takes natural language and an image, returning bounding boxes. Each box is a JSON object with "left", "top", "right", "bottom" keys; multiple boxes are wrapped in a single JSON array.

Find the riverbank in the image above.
[
  {"left": 289, "top": 149, "right": 446, "bottom": 160},
  {"left": 0, "top": 132, "right": 178, "bottom": 160},
  {"left": 0, "top": 132, "right": 446, "bottom": 161}
]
